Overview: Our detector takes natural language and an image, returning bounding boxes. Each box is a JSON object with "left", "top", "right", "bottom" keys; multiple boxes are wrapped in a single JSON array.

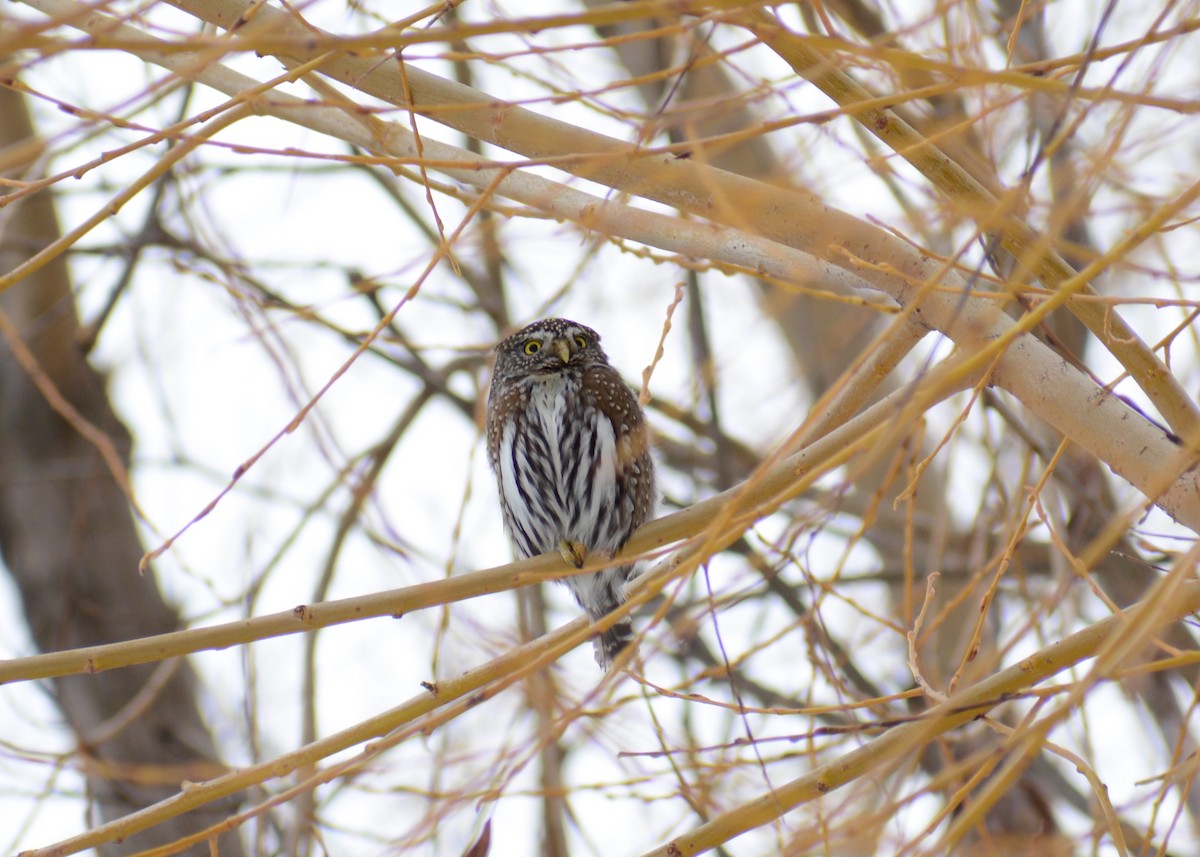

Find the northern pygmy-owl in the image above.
[{"left": 486, "top": 318, "right": 656, "bottom": 670}]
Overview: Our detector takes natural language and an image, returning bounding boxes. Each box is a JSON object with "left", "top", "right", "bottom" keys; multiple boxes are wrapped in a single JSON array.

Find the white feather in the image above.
[{"left": 528, "top": 374, "right": 569, "bottom": 491}]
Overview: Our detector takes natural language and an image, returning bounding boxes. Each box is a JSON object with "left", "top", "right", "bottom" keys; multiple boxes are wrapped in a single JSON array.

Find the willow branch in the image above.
[{"left": 19, "top": 0, "right": 1200, "bottom": 533}]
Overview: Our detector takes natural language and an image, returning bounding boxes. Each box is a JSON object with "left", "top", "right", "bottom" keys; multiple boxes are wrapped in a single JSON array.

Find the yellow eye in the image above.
[
  {"left": 574, "top": 335, "right": 588, "bottom": 349},
  {"left": 523, "top": 340, "right": 542, "bottom": 355}
]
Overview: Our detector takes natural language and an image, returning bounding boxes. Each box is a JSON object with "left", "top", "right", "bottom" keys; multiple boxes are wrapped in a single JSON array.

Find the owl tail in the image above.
[
  {"left": 594, "top": 618, "right": 635, "bottom": 670},
  {"left": 565, "top": 567, "right": 637, "bottom": 669}
]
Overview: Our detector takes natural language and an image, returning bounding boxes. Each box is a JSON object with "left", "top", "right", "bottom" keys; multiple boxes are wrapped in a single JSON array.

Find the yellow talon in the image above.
[{"left": 558, "top": 539, "right": 585, "bottom": 568}]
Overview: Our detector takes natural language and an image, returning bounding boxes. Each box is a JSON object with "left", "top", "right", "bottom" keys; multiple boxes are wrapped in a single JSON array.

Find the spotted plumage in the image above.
[{"left": 486, "top": 318, "right": 655, "bottom": 669}]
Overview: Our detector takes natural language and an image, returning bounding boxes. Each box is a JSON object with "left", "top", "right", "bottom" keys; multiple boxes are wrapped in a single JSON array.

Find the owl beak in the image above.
[{"left": 552, "top": 338, "right": 571, "bottom": 364}]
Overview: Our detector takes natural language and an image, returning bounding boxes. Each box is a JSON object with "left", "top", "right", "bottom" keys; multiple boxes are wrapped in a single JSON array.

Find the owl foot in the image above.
[{"left": 558, "top": 539, "right": 586, "bottom": 568}]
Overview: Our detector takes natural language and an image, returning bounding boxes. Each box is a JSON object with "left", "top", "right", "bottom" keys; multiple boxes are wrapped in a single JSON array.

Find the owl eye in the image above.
[
  {"left": 523, "top": 340, "right": 542, "bottom": 355},
  {"left": 574, "top": 335, "right": 588, "bottom": 349}
]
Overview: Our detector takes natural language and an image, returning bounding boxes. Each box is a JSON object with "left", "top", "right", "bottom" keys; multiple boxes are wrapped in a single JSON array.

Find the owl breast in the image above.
[{"left": 495, "top": 372, "right": 629, "bottom": 559}]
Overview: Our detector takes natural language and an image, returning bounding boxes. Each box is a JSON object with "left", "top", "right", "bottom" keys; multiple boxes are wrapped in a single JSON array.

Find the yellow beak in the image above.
[{"left": 552, "top": 338, "right": 571, "bottom": 364}]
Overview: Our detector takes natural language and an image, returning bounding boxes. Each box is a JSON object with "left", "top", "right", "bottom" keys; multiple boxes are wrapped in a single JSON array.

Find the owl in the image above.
[{"left": 486, "top": 318, "right": 656, "bottom": 669}]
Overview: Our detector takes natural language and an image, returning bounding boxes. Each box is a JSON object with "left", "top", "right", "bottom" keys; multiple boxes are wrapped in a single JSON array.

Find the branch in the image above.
[{"left": 20, "top": 0, "right": 1200, "bottom": 532}]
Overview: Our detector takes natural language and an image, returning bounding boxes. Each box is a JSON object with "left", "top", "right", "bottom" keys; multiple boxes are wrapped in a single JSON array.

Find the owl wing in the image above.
[{"left": 580, "top": 365, "right": 655, "bottom": 549}]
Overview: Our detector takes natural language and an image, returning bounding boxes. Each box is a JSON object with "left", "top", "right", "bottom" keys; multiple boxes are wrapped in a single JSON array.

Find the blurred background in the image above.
[{"left": 1, "top": 1, "right": 1199, "bottom": 854}]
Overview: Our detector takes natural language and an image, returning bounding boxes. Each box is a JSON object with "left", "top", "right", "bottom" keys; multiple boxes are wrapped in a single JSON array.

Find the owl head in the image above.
[{"left": 491, "top": 317, "right": 609, "bottom": 383}]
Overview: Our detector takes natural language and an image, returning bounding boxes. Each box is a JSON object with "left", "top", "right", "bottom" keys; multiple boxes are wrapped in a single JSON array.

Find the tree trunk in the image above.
[{"left": 0, "top": 82, "right": 245, "bottom": 856}]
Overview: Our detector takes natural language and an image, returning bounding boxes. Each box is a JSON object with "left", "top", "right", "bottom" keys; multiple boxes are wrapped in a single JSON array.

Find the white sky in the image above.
[{"left": 2, "top": 0, "right": 1198, "bottom": 854}]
